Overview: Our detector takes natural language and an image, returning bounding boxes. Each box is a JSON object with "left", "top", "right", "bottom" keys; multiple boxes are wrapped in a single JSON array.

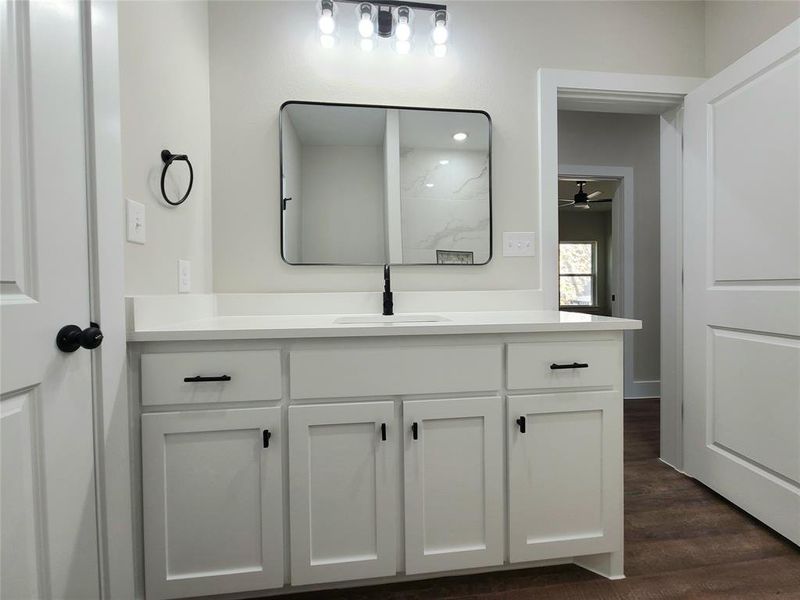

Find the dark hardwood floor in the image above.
[{"left": 277, "top": 399, "right": 800, "bottom": 599}]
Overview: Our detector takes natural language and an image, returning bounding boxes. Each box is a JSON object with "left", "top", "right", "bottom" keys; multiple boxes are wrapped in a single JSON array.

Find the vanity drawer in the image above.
[
  {"left": 506, "top": 340, "right": 618, "bottom": 391},
  {"left": 290, "top": 345, "right": 502, "bottom": 400},
  {"left": 141, "top": 350, "right": 282, "bottom": 406}
]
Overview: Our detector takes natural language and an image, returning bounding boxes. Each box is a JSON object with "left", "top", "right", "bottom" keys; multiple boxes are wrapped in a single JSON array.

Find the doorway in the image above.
[{"left": 537, "top": 69, "right": 701, "bottom": 469}]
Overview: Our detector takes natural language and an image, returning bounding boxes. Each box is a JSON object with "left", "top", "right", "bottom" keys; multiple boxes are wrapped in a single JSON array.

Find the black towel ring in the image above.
[{"left": 160, "top": 149, "right": 193, "bottom": 206}]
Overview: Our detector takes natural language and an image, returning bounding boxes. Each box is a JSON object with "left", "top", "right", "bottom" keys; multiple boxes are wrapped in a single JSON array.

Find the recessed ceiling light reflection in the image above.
[
  {"left": 425, "top": 183, "right": 434, "bottom": 188},
  {"left": 452, "top": 132, "right": 468, "bottom": 142},
  {"left": 439, "top": 159, "right": 449, "bottom": 165}
]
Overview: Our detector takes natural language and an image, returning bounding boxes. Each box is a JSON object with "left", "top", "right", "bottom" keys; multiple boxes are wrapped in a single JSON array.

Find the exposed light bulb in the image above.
[
  {"left": 432, "top": 23, "right": 448, "bottom": 45},
  {"left": 360, "top": 37, "right": 374, "bottom": 52},
  {"left": 395, "top": 6, "right": 412, "bottom": 41},
  {"left": 358, "top": 15, "right": 374, "bottom": 38},
  {"left": 432, "top": 10, "right": 449, "bottom": 45},
  {"left": 318, "top": 11, "right": 335, "bottom": 35},
  {"left": 396, "top": 39, "right": 411, "bottom": 54},
  {"left": 452, "top": 132, "right": 468, "bottom": 142},
  {"left": 396, "top": 20, "right": 411, "bottom": 41},
  {"left": 320, "top": 34, "right": 336, "bottom": 48},
  {"left": 433, "top": 43, "right": 447, "bottom": 58}
]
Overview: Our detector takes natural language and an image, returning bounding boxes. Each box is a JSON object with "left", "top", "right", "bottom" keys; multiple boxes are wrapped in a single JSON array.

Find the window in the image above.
[{"left": 559, "top": 242, "right": 596, "bottom": 307}]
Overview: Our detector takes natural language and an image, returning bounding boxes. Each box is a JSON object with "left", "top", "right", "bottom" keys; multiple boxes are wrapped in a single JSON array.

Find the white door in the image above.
[
  {"left": 508, "top": 392, "right": 622, "bottom": 562},
  {"left": 683, "top": 20, "right": 800, "bottom": 545},
  {"left": 141, "top": 407, "right": 284, "bottom": 599},
  {"left": 403, "top": 396, "right": 503, "bottom": 574},
  {"left": 1, "top": 2, "right": 100, "bottom": 598},
  {"left": 288, "top": 401, "right": 397, "bottom": 585}
]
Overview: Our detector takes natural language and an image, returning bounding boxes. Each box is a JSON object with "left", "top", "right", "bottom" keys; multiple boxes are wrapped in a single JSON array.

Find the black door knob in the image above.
[{"left": 56, "top": 322, "right": 104, "bottom": 353}]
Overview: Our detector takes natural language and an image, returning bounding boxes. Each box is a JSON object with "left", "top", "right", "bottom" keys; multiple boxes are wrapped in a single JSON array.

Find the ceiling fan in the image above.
[{"left": 558, "top": 180, "right": 613, "bottom": 209}]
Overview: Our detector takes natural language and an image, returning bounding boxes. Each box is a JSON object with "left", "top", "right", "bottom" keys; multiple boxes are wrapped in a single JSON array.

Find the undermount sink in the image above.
[{"left": 334, "top": 314, "right": 450, "bottom": 325}]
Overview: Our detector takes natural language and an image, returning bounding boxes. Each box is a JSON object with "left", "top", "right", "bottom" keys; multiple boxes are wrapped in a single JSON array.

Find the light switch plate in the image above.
[
  {"left": 178, "top": 259, "right": 191, "bottom": 293},
  {"left": 126, "top": 199, "right": 145, "bottom": 244},
  {"left": 503, "top": 232, "right": 536, "bottom": 257}
]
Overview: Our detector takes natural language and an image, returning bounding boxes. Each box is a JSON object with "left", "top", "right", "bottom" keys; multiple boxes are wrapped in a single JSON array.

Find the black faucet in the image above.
[{"left": 383, "top": 264, "right": 394, "bottom": 316}]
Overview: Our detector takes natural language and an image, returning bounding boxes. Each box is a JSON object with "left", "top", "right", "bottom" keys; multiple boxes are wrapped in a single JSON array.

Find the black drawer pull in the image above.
[
  {"left": 380, "top": 423, "right": 387, "bottom": 441},
  {"left": 516, "top": 416, "right": 526, "bottom": 433},
  {"left": 411, "top": 422, "right": 419, "bottom": 440},
  {"left": 550, "top": 362, "right": 589, "bottom": 370},
  {"left": 263, "top": 429, "right": 271, "bottom": 448},
  {"left": 183, "top": 375, "right": 232, "bottom": 383}
]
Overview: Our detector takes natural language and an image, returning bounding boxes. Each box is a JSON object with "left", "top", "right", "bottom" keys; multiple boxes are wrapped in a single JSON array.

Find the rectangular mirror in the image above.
[{"left": 280, "top": 101, "right": 491, "bottom": 265}]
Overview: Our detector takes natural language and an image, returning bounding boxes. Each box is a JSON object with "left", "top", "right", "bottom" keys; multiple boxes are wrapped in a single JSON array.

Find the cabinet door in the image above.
[
  {"left": 142, "top": 407, "right": 283, "bottom": 600},
  {"left": 288, "top": 401, "right": 397, "bottom": 585},
  {"left": 508, "top": 392, "right": 622, "bottom": 562},
  {"left": 404, "top": 397, "right": 503, "bottom": 574}
]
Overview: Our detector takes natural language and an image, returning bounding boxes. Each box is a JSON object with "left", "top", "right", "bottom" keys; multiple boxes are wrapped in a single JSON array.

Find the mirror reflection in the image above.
[{"left": 280, "top": 102, "right": 491, "bottom": 265}]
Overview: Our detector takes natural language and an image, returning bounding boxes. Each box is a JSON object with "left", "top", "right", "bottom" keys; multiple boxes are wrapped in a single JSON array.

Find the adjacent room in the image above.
[{"left": 1, "top": 2, "right": 798, "bottom": 600}]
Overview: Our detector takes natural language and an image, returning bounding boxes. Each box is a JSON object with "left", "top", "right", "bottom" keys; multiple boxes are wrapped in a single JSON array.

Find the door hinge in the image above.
[{"left": 263, "top": 429, "right": 271, "bottom": 448}]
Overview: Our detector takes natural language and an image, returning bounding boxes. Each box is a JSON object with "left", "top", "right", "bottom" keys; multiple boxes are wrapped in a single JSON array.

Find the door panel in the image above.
[
  {"left": 1, "top": 1, "right": 99, "bottom": 597},
  {"left": 403, "top": 397, "right": 503, "bottom": 574},
  {"left": 684, "top": 20, "right": 800, "bottom": 544},
  {"left": 508, "top": 392, "right": 621, "bottom": 562},
  {"left": 142, "top": 407, "right": 284, "bottom": 599},
  {"left": 289, "top": 401, "right": 397, "bottom": 585}
]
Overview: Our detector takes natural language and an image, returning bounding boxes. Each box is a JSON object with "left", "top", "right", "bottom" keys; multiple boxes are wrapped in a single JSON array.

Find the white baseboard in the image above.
[{"left": 625, "top": 379, "right": 660, "bottom": 399}]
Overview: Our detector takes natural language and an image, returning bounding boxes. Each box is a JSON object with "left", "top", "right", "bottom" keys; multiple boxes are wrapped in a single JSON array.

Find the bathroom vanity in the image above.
[{"left": 127, "top": 300, "right": 640, "bottom": 599}]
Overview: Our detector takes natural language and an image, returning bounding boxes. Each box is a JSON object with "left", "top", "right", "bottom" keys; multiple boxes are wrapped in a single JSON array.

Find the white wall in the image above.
[
  {"left": 705, "top": 1, "right": 800, "bottom": 75},
  {"left": 299, "top": 145, "right": 386, "bottom": 264},
  {"left": 557, "top": 111, "right": 661, "bottom": 384},
  {"left": 208, "top": 0, "right": 706, "bottom": 293},
  {"left": 119, "top": 1, "right": 213, "bottom": 295}
]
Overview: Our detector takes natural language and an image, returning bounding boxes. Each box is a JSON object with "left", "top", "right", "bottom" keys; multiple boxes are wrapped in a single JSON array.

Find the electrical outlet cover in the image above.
[
  {"left": 503, "top": 232, "right": 536, "bottom": 257},
  {"left": 178, "top": 259, "right": 191, "bottom": 293},
  {"left": 126, "top": 199, "right": 145, "bottom": 244}
]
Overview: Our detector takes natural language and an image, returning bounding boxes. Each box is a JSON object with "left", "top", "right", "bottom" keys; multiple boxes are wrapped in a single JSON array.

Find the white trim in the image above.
[
  {"left": 83, "top": 3, "right": 135, "bottom": 599},
  {"left": 559, "top": 164, "right": 635, "bottom": 397},
  {"left": 659, "top": 107, "right": 684, "bottom": 469},
  {"left": 537, "top": 68, "right": 703, "bottom": 458},
  {"left": 627, "top": 380, "right": 661, "bottom": 400}
]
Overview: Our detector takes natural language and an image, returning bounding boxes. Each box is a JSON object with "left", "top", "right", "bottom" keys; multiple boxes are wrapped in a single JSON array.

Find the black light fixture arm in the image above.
[{"left": 335, "top": 0, "right": 446, "bottom": 11}]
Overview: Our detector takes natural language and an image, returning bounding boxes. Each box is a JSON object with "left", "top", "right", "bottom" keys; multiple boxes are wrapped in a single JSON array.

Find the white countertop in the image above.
[{"left": 127, "top": 310, "right": 642, "bottom": 342}]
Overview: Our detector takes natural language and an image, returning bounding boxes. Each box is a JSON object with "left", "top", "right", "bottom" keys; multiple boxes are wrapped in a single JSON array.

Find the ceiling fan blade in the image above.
[
  {"left": 558, "top": 199, "right": 575, "bottom": 207},
  {"left": 589, "top": 198, "right": 613, "bottom": 203},
  {"left": 587, "top": 190, "right": 602, "bottom": 199}
]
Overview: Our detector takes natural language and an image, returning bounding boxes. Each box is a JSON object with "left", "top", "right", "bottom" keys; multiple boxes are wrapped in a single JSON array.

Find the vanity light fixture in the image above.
[
  {"left": 317, "top": 0, "right": 449, "bottom": 56},
  {"left": 452, "top": 132, "right": 468, "bottom": 142},
  {"left": 318, "top": 0, "right": 336, "bottom": 34},
  {"left": 357, "top": 2, "right": 375, "bottom": 38}
]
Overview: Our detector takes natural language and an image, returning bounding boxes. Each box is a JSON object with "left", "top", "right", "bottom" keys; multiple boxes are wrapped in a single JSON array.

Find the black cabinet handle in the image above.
[
  {"left": 380, "top": 423, "right": 387, "bottom": 441},
  {"left": 183, "top": 375, "right": 232, "bottom": 383},
  {"left": 550, "top": 362, "right": 589, "bottom": 370},
  {"left": 516, "top": 416, "right": 526, "bottom": 433},
  {"left": 263, "top": 429, "right": 271, "bottom": 449},
  {"left": 411, "top": 422, "right": 419, "bottom": 440}
]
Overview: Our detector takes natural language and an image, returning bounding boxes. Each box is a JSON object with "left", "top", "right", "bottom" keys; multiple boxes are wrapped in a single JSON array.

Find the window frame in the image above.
[{"left": 558, "top": 240, "right": 598, "bottom": 309}]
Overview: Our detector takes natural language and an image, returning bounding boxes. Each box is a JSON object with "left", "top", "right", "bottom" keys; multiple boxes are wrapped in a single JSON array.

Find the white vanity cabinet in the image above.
[
  {"left": 287, "top": 401, "right": 398, "bottom": 585},
  {"left": 141, "top": 406, "right": 284, "bottom": 600},
  {"left": 507, "top": 392, "right": 622, "bottom": 562},
  {"left": 403, "top": 396, "right": 504, "bottom": 574},
  {"left": 131, "top": 318, "right": 636, "bottom": 598}
]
